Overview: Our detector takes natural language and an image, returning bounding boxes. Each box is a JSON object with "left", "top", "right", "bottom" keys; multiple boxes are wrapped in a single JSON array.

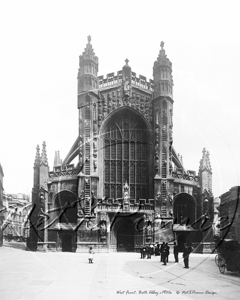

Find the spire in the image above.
[
  {"left": 81, "top": 35, "right": 97, "bottom": 62},
  {"left": 159, "top": 41, "right": 166, "bottom": 57},
  {"left": 54, "top": 151, "right": 62, "bottom": 167},
  {"left": 34, "top": 145, "right": 41, "bottom": 167},
  {"left": 78, "top": 35, "right": 99, "bottom": 93},
  {"left": 199, "top": 148, "right": 212, "bottom": 173},
  {"left": 155, "top": 41, "right": 171, "bottom": 66},
  {"left": 153, "top": 41, "right": 173, "bottom": 99},
  {"left": 40, "top": 141, "right": 48, "bottom": 166}
]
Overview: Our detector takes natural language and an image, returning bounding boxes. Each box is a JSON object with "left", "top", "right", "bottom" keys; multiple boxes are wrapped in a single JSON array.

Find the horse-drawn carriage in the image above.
[{"left": 215, "top": 239, "right": 240, "bottom": 274}]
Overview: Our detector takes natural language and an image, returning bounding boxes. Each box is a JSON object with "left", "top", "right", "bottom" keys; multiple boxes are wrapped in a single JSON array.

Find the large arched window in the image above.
[
  {"left": 103, "top": 110, "right": 149, "bottom": 199},
  {"left": 173, "top": 193, "right": 196, "bottom": 225}
]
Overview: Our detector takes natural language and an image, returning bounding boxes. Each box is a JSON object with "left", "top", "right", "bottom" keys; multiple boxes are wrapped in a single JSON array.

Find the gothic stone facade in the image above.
[{"left": 28, "top": 37, "right": 214, "bottom": 253}]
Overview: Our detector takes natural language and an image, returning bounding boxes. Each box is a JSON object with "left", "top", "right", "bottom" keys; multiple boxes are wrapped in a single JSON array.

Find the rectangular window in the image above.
[
  {"left": 136, "top": 143, "right": 141, "bottom": 160},
  {"left": 105, "top": 164, "right": 110, "bottom": 182},
  {"left": 105, "top": 140, "right": 110, "bottom": 159},
  {"left": 123, "top": 163, "right": 129, "bottom": 182},
  {"left": 124, "top": 143, "right": 129, "bottom": 160},
  {"left": 117, "top": 164, "right": 122, "bottom": 183},
  {"left": 136, "top": 165, "right": 141, "bottom": 183},
  {"left": 111, "top": 142, "right": 116, "bottom": 159},
  {"left": 111, "top": 163, "right": 116, "bottom": 182},
  {"left": 130, "top": 142, "right": 135, "bottom": 160},
  {"left": 117, "top": 142, "right": 122, "bottom": 159},
  {"left": 130, "top": 163, "right": 135, "bottom": 183}
]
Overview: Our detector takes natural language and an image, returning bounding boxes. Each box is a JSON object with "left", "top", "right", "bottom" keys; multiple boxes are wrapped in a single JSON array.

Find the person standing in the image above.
[
  {"left": 88, "top": 247, "right": 94, "bottom": 264},
  {"left": 161, "top": 243, "right": 167, "bottom": 265},
  {"left": 142, "top": 245, "right": 147, "bottom": 259},
  {"left": 140, "top": 245, "right": 143, "bottom": 259},
  {"left": 146, "top": 245, "right": 151, "bottom": 259},
  {"left": 160, "top": 242, "right": 165, "bottom": 262},
  {"left": 166, "top": 243, "right": 170, "bottom": 263},
  {"left": 155, "top": 243, "right": 160, "bottom": 256},
  {"left": 182, "top": 243, "right": 193, "bottom": 268},
  {"left": 150, "top": 244, "right": 154, "bottom": 255},
  {"left": 173, "top": 242, "right": 179, "bottom": 263}
]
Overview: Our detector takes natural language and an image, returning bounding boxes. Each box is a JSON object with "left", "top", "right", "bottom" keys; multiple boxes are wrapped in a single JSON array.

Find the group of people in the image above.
[{"left": 140, "top": 242, "right": 193, "bottom": 268}]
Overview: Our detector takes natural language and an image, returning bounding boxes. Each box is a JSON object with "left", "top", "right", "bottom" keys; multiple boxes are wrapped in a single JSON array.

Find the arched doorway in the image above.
[
  {"left": 54, "top": 191, "right": 78, "bottom": 252},
  {"left": 62, "top": 233, "right": 72, "bottom": 252},
  {"left": 173, "top": 193, "right": 196, "bottom": 225},
  {"left": 116, "top": 219, "right": 134, "bottom": 252},
  {"left": 173, "top": 193, "right": 197, "bottom": 251}
]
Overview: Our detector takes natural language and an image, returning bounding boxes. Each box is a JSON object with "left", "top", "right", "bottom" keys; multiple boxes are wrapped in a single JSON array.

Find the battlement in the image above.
[
  {"left": 98, "top": 71, "right": 154, "bottom": 92},
  {"left": 49, "top": 164, "right": 79, "bottom": 179},
  {"left": 172, "top": 171, "right": 199, "bottom": 183},
  {"left": 97, "top": 198, "right": 154, "bottom": 212}
]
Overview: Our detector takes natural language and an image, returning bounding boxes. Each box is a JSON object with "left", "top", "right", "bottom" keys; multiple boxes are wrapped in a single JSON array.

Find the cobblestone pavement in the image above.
[{"left": 0, "top": 241, "right": 240, "bottom": 300}]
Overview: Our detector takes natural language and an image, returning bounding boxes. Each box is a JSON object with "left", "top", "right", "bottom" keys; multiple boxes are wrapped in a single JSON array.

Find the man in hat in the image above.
[
  {"left": 182, "top": 243, "right": 193, "bottom": 268},
  {"left": 173, "top": 242, "right": 179, "bottom": 263}
]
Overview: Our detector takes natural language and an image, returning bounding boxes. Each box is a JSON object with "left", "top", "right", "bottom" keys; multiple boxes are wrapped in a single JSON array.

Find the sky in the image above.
[{"left": 0, "top": 0, "right": 240, "bottom": 198}]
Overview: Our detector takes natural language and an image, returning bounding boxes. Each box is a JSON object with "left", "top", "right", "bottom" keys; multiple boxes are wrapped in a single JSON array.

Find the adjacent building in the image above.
[
  {"left": 218, "top": 186, "right": 240, "bottom": 242},
  {"left": 2, "top": 193, "right": 31, "bottom": 241},
  {"left": 0, "top": 164, "right": 4, "bottom": 246},
  {"left": 28, "top": 37, "right": 214, "bottom": 253}
]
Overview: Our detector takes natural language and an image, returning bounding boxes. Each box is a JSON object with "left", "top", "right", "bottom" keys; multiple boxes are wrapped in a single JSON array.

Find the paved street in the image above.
[{"left": 0, "top": 241, "right": 240, "bottom": 300}]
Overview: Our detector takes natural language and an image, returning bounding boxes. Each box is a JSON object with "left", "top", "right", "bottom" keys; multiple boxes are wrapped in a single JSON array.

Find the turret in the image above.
[
  {"left": 153, "top": 42, "right": 174, "bottom": 220},
  {"left": 53, "top": 150, "right": 62, "bottom": 167},
  {"left": 39, "top": 141, "right": 49, "bottom": 189},
  {"left": 77, "top": 35, "right": 99, "bottom": 94},
  {"left": 153, "top": 41, "right": 173, "bottom": 99},
  {"left": 199, "top": 148, "right": 212, "bottom": 194},
  {"left": 77, "top": 36, "right": 99, "bottom": 211},
  {"left": 33, "top": 145, "right": 40, "bottom": 191}
]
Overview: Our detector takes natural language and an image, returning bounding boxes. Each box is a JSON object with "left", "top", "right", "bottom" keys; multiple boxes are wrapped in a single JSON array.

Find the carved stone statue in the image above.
[
  {"left": 156, "top": 192, "right": 161, "bottom": 201},
  {"left": 123, "top": 78, "right": 130, "bottom": 96},
  {"left": 123, "top": 181, "right": 130, "bottom": 204}
]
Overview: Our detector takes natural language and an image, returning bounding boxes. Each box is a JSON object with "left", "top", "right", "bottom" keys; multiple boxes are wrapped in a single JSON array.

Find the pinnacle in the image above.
[
  {"left": 40, "top": 141, "right": 48, "bottom": 166},
  {"left": 54, "top": 150, "right": 62, "bottom": 167},
  {"left": 34, "top": 145, "right": 41, "bottom": 167},
  {"left": 199, "top": 148, "right": 212, "bottom": 172}
]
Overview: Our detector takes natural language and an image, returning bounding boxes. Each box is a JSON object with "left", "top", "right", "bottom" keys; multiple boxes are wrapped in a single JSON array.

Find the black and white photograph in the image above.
[{"left": 0, "top": 0, "right": 240, "bottom": 299}]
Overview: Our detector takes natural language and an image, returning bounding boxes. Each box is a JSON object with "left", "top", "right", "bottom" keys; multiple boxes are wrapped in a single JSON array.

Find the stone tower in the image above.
[
  {"left": 77, "top": 35, "right": 99, "bottom": 94},
  {"left": 199, "top": 147, "right": 213, "bottom": 218},
  {"left": 77, "top": 36, "right": 99, "bottom": 214},
  {"left": 199, "top": 148, "right": 212, "bottom": 194},
  {"left": 27, "top": 142, "right": 49, "bottom": 250},
  {"left": 153, "top": 42, "right": 174, "bottom": 222}
]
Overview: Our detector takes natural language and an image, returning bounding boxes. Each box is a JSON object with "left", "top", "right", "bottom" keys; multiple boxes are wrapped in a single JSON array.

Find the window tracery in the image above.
[{"left": 103, "top": 111, "right": 149, "bottom": 199}]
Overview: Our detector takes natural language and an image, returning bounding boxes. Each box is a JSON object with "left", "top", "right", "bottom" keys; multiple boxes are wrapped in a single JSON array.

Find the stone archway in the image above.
[
  {"left": 173, "top": 193, "right": 197, "bottom": 225},
  {"left": 62, "top": 233, "right": 73, "bottom": 252},
  {"left": 115, "top": 219, "right": 135, "bottom": 252},
  {"left": 54, "top": 191, "right": 78, "bottom": 252}
]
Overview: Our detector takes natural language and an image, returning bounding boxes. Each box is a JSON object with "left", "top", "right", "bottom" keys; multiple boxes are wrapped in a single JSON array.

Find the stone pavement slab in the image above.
[{"left": 1, "top": 242, "right": 240, "bottom": 300}]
